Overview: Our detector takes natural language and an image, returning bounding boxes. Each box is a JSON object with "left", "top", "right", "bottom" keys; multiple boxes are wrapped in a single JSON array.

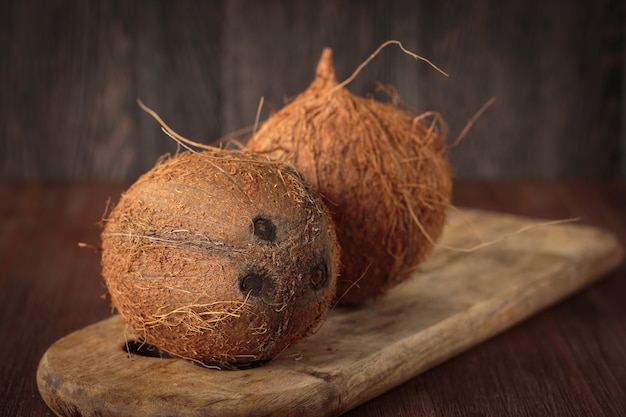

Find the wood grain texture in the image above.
[
  {"left": 35, "top": 209, "right": 623, "bottom": 417},
  {"left": 0, "top": 0, "right": 623, "bottom": 180},
  {"left": 0, "top": 0, "right": 223, "bottom": 181}
]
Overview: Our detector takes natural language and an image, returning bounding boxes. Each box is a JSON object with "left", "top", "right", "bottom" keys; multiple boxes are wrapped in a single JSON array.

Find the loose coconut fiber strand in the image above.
[{"left": 247, "top": 48, "right": 452, "bottom": 304}]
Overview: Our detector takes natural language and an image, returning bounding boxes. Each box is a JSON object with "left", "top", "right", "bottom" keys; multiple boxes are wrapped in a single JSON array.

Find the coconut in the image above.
[
  {"left": 101, "top": 148, "right": 340, "bottom": 368},
  {"left": 246, "top": 48, "right": 452, "bottom": 304}
]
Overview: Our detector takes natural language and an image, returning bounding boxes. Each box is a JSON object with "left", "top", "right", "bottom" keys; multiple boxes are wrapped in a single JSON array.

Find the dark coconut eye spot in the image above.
[
  {"left": 310, "top": 260, "right": 329, "bottom": 291},
  {"left": 252, "top": 217, "right": 276, "bottom": 242},
  {"left": 239, "top": 271, "right": 273, "bottom": 298}
]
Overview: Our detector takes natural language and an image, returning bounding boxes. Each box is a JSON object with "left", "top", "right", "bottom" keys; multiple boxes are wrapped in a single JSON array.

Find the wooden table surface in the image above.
[{"left": 1, "top": 181, "right": 625, "bottom": 417}]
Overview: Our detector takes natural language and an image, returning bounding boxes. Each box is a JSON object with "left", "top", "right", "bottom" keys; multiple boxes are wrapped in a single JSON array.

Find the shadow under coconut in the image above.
[{"left": 122, "top": 340, "right": 269, "bottom": 370}]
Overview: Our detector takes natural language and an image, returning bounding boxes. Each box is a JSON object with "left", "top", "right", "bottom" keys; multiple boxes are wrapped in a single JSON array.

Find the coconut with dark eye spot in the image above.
[{"left": 100, "top": 148, "right": 339, "bottom": 368}]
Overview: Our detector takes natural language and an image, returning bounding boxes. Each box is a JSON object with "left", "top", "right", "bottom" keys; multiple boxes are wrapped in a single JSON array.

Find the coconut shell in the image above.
[
  {"left": 246, "top": 48, "right": 452, "bottom": 304},
  {"left": 101, "top": 149, "right": 339, "bottom": 368}
]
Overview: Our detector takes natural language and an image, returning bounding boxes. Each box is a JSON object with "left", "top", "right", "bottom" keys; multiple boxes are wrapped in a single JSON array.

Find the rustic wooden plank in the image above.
[
  {"left": 0, "top": 0, "right": 622, "bottom": 181},
  {"left": 0, "top": 0, "right": 224, "bottom": 181},
  {"left": 416, "top": 0, "right": 623, "bottom": 179},
  {"left": 36, "top": 208, "right": 623, "bottom": 417}
]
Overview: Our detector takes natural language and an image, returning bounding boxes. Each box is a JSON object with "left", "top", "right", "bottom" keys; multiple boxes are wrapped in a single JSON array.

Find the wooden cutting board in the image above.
[{"left": 37, "top": 209, "right": 624, "bottom": 417}]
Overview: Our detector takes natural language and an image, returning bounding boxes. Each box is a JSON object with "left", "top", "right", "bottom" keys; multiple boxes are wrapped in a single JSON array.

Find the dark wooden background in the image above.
[{"left": 0, "top": 0, "right": 624, "bottom": 181}]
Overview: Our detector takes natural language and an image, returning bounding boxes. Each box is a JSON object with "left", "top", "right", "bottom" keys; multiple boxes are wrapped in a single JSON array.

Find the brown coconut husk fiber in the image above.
[
  {"left": 101, "top": 148, "right": 340, "bottom": 368},
  {"left": 247, "top": 47, "right": 452, "bottom": 304}
]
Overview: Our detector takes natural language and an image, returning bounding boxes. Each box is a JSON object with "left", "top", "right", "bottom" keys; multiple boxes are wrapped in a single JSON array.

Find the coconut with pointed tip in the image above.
[
  {"left": 101, "top": 148, "right": 340, "bottom": 368},
  {"left": 247, "top": 48, "right": 452, "bottom": 304}
]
